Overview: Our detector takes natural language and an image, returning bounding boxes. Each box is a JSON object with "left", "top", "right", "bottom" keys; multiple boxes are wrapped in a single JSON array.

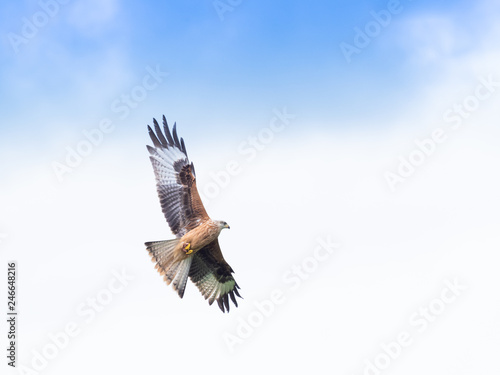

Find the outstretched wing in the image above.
[
  {"left": 147, "top": 116, "right": 209, "bottom": 237},
  {"left": 189, "top": 239, "right": 242, "bottom": 313}
]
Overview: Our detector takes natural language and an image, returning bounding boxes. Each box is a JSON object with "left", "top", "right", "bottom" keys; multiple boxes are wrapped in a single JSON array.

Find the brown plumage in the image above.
[{"left": 144, "top": 116, "right": 241, "bottom": 313}]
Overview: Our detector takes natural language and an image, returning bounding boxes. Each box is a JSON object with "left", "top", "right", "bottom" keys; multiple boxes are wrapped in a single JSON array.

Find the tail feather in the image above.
[
  {"left": 145, "top": 239, "right": 192, "bottom": 298},
  {"left": 171, "top": 257, "right": 193, "bottom": 298}
]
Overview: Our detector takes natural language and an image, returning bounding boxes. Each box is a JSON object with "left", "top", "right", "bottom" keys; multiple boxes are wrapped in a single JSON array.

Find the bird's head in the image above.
[{"left": 216, "top": 220, "right": 230, "bottom": 230}]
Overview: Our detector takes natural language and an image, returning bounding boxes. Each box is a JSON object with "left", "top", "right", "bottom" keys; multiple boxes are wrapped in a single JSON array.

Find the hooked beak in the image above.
[{"left": 224, "top": 224, "right": 230, "bottom": 229}]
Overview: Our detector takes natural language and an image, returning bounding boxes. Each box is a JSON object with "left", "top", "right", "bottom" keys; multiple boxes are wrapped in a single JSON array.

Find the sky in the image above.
[{"left": 1, "top": 1, "right": 500, "bottom": 374}]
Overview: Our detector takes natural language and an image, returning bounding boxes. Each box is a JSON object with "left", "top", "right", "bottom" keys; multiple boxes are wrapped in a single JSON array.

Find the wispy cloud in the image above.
[{"left": 66, "top": 0, "right": 121, "bottom": 36}]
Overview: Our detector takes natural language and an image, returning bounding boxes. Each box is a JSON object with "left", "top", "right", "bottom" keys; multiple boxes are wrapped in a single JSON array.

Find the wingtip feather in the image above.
[
  {"left": 229, "top": 291, "right": 238, "bottom": 307},
  {"left": 153, "top": 117, "right": 169, "bottom": 147},
  {"left": 162, "top": 116, "right": 175, "bottom": 145},
  {"left": 172, "top": 122, "right": 181, "bottom": 148},
  {"left": 148, "top": 125, "right": 162, "bottom": 148},
  {"left": 217, "top": 297, "right": 225, "bottom": 313}
]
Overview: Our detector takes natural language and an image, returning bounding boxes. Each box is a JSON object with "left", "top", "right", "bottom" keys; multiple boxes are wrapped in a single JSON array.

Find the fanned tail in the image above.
[{"left": 145, "top": 239, "right": 193, "bottom": 298}]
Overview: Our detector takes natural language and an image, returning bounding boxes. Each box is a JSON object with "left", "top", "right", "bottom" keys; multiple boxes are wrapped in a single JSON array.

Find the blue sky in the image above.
[
  {"left": 1, "top": 0, "right": 496, "bottom": 144},
  {"left": 1, "top": 2, "right": 500, "bottom": 374}
]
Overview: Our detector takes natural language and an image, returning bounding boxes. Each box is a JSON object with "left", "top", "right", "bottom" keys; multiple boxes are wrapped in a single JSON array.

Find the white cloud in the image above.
[
  {"left": 400, "top": 15, "right": 458, "bottom": 65},
  {"left": 388, "top": 0, "right": 500, "bottom": 72},
  {"left": 2, "top": 113, "right": 499, "bottom": 373},
  {"left": 66, "top": 0, "right": 120, "bottom": 36}
]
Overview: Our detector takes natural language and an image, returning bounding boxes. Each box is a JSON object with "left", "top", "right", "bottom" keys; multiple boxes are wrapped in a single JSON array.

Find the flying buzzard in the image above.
[{"left": 144, "top": 116, "right": 241, "bottom": 313}]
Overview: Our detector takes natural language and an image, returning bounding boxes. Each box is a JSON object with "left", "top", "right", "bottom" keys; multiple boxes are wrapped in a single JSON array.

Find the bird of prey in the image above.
[{"left": 144, "top": 116, "right": 241, "bottom": 313}]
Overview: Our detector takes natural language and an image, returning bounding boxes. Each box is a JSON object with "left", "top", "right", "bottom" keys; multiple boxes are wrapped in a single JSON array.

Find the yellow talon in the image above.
[{"left": 184, "top": 243, "right": 193, "bottom": 255}]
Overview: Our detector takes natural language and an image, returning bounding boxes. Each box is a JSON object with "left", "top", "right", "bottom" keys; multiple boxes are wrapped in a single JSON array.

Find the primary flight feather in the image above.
[{"left": 144, "top": 116, "right": 241, "bottom": 313}]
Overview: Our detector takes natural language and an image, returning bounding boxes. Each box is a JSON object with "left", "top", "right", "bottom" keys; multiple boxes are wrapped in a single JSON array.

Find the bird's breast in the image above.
[{"left": 182, "top": 220, "right": 220, "bottom": 251}]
